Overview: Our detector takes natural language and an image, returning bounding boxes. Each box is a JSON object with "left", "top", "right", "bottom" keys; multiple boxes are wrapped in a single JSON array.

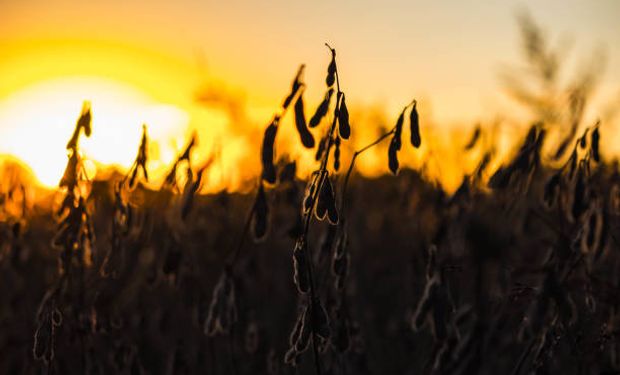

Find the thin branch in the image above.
[{"left": 341, "top": 127, "right": 396, "bottom": 213}]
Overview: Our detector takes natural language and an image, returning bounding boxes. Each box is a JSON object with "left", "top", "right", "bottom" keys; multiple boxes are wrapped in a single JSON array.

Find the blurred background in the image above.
[{"left": 0, "top": 0, "right": 618, "bottom": 191}]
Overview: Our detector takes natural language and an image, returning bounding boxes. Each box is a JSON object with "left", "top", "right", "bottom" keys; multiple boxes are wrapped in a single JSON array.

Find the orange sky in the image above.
[{"left": 0, "top": 1, "right": 618, "bottom": 190}]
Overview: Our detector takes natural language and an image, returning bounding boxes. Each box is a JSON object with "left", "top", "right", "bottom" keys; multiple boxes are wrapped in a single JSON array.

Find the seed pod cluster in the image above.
[
  {"left": 204, "top": 269, "right": 237, "bottom": 336},
  {"left": 252, "top": 182, "right": 269, "bottom": 241},
  {"left": 180, "top": 156, "right": 213, "bottom": 221},
  {"left": 128, "top": 125, "right": 149, "bottom": 189},
  {"left": 410, "top": 245, "right": 451, "bottom": 342},
  {"left": 566, "top": 149, "right": 577, "bottom": 179},
  {"left": 489, "top": 124, "right": 545, "bottom": 190},
  {"left": 525, "top": 267, "right": 576, "bottom": 334},
  {"left": 66, "top": 101, "right": 92, "bottom": 151},
  {"left": 59, "top": 151, "right": 80, "bottom": 190},
  {"left": 387, "top": 101, "right": 420, "bottom": 175},
  {"left": 312, "top": 299, "right": 331, "bottom": 339},
  {"left": 284, "top": 301, "right": 330, "bottom": 363},
  {"left": 163, "top": 133, "right": 197, "bottom": 189},
  {"left": 181, "top": 169, "right": 199, "bottom": 219},
  {"left": 53, "top": 196, "right": 94, "bottom": 272},
  {"left": 314, "top": 172, "right": 339, "bottom": 224},
  {"left": 261, "top": 116, "right": 279, "bottom": 184},
  {"left": 284, "top": 305, "right": 311, "bottom": 366},
  {"left": 178, "top": 133, "right": 196, "bottom": 163}
]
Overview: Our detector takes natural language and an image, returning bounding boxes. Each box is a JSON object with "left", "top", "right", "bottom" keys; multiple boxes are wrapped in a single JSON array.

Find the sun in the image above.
[{"left": 0, "top": 77, "right": 190, "bottom": 188}]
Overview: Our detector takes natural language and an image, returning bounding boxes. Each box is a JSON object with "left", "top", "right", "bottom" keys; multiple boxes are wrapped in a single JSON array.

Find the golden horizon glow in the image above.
[
  {"left": 0, "top": 39, "right": 259, "bottom": 192},
  {"left": 0, "top": 77, "right": 191, "bottom": 187},
  {"left": 0, "top": 2, "right": 618, "bottom": 194}
]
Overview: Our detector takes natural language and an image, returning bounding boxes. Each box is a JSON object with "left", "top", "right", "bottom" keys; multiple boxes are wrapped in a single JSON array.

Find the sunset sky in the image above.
[{"left": 0, "top": 0, "right": 618, "bottom": 189}]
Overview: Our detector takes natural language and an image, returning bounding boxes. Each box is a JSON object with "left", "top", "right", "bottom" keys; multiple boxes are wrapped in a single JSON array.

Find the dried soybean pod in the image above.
[
  {"left": 309, "top": 89, "right": 334, "bottom": 128},
  {"left": 278, "top": 160, "right": 297, "bottom": 183},
  {"left": 579, "top": 130, "right": 588, "bottom": 149},
  {"left": 283, "top": 65, "right": 305, "bottom": 110},
  {"left": 524, "top": 125, "right": 537, "bottom": 148},
  {"left": 252, "top": 182, "right": 269, "bottom": 241},
  {"left": 326, "top": 48, "right": 336, "bottom": 87},
  {"left": 465, "top": 125, "right": 481, "bottom": 150},
  {"left": 333, "top": 136, "right": 341, "bottom": 171},
  {"left": 388, "top": 136, "right": 399, "bottom": 175},
  {"left": 289, "top": 309, "right": 304, "bottom": 346},
  {"left": 322, "top": 176, "right": 339, "bottom": 224},
  {"left": 315, "top": 133, "right": 328, "bottom": 161},
  {"left": 294, "top": 93, "right": 314, "bottom": 148},
  {"left": 303, "top": 172, "right": 320, "bottom": 214},
  {"left": 293, "top": 241, "right": 310, "bottom": 294},
  {"left": 313, "top": 299, "right": 330, "bottom": 339},
  {"left": 591, "top": 125, "right": 600, "bottom": 162},
  {"left": 59, "top": 151, "right": 79, "bottom": 189},
  {"left": 313, "top": 172, "right": 328, "bottom": 220},
  {"left": 65, "top": 126, "right": 80, "bottom": 151},
  {"left": 543, "top": 172, "right": 561, "bottom": 208},
  {"left": 261, "top": 117, "right": 279, "bottom": 184},
  {"left": 572, "top": 164, "right": 587, "bottom": 221},
  {"left": 79, "top": 101, "right": 92, "bottom": 137},
  {"left": 488, "top": 165, "right": 513, "bottom": 190},
  {"left": 567, "top": 150, "right": 577, "bottom": 180},
  {"left": 295, "top": 305, "right": 312, "bottom": 352},
  {"left": 179, "top": 133, "right": 197, "bottom": 162},
  {"left": 66, "top": 104, "right": 91, "bottom": 150},
  {"left": 338, "top": 93, "right": 351, "bottom": 139},
  {"left": 128, "top": 167, "right": 138, "bottom": 189},
  {"left": 394, "top": 110, "right": 404, "bottom": 150},
  {"left": 284, "top": 348, "right": 300, "bottom": 366},
  {"left": 136, "top": 124, "right": 149, "bottom": 182},
  {"left": 315, "top": 172, "right": 336, "bottom": 222},
  {"left": 410, "top": 100, "right": 421, "bottom": 148}
]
